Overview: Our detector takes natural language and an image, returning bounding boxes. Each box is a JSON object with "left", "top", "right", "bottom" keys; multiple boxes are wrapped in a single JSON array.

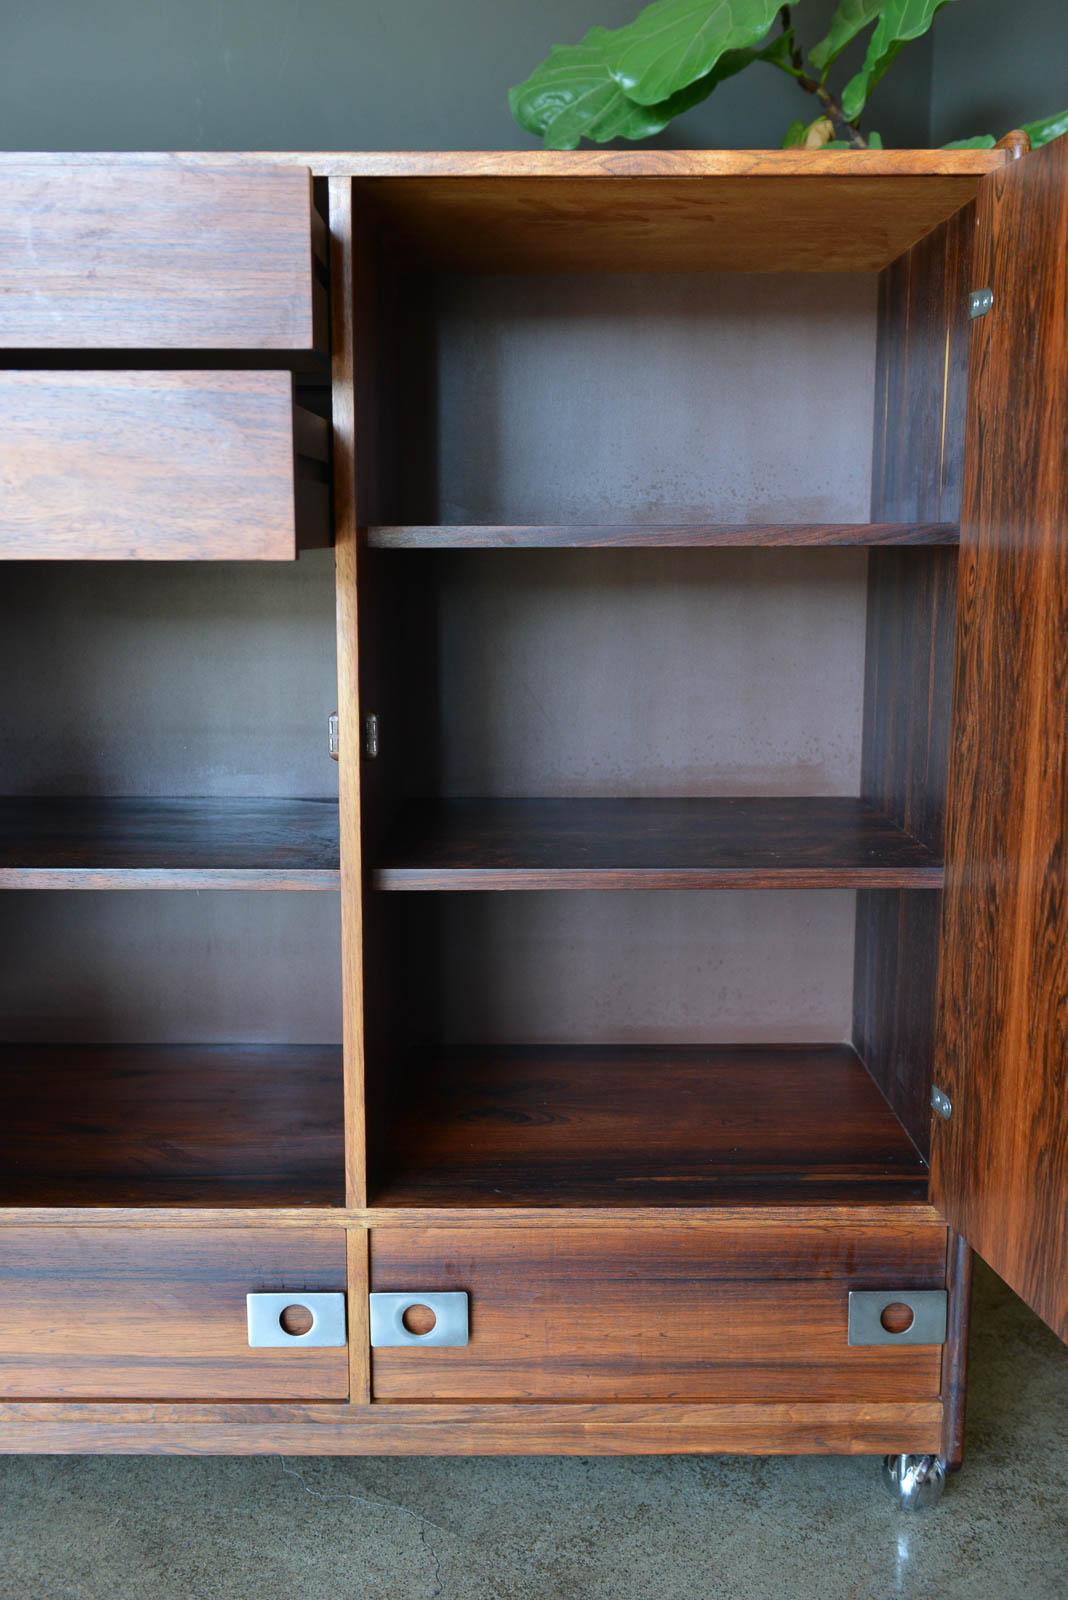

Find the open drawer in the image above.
[
  {"left": 0, "top": 162, "right": 323, "bottom": 355},
  {"left": 0, "top": 370, "right": 329, "bottom": 559},
  {"left": 370, "top": 1222, "right": 949, "bottom": 1403},
  {"left": 0, "top": 1228, "right": 348, "bottom": 1399}
]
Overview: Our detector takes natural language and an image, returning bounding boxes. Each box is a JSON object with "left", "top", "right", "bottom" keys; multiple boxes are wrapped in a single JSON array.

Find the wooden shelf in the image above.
[
  {"left": 372, "top": 1044, "right": 929, "bottom": 1208},
  {"left": 367, "top": 523, "right": 960, "bottom": 550},
  {"left": 373, "top": 798, "right": 944, "bottom": 891},
  {"left": 0, "top": 1044, "right": 344, "bottom": 1207},
  {"left": 0, "top": 798, "right": 340, "bottom": 889}
]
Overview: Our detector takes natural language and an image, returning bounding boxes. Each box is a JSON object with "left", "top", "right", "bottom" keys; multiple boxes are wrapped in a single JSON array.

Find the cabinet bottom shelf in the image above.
[
  {"left": 0, "top": 1044, "right": 344, "bottom": 1208},
  {"left": 371, "top": 1043, "right": 929, "bottom": 1208}
]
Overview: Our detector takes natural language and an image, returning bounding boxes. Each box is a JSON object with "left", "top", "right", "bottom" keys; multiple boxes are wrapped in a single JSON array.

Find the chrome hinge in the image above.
[
  {"left": 968, "top": 287, "right": 994, "bottom": 319},
  {"left": 327, "top": 712, "right": 340, "bottom": 761},
  {"left": 931, "top": 1085, "right": 953, "bottom": 1120},
  {"left": 363, "top": 712, "right": 380, "bottom": 759}
]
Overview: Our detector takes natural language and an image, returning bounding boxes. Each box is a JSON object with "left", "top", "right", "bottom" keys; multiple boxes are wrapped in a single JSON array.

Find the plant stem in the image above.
[{"left": 776, "top": 5, "right": 868, "bottom": 148}]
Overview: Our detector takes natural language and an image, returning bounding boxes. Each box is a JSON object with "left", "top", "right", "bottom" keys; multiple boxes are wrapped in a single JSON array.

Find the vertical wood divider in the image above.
[
  {"left": 346, "top": 1228, "right": 372, "bottom": 1405},
  {"left": 329, "top": 176, "right": 368, "bottom": 1216}
]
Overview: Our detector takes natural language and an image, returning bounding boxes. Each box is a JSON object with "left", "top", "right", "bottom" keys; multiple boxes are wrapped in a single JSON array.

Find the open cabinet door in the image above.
[{"left": 932, "top": 134, "right": 1068, "bottom": 1341}]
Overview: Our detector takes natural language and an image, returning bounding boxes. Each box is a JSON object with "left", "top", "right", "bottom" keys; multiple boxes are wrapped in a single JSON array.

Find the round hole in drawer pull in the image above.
[
  {"left": 879, "top": 1301, "right": 916, "bottom": 1335},
  {"left": 278, "top": 1303, "right": 315, "bottom": 1337},
  {"left": 401, "top": 1303, "right": 438, "bottom": 1337}
]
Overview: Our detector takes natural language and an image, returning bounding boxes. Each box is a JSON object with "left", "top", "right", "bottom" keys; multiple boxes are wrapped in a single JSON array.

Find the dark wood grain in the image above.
[
  {"left": 371, "top": 1223, "right": 945, "bottom": 1402},
  {"left": 0, "top": 1045, "right": 343, "bottom": 1207},
  {"left": 372, "top": 797, "right": 944, "bottom": 890},
  {"left": 371, "top": 1044, "right": 929, "bottom": 1207},
  {"left": 0, "top": 798, "right": 339, "bottom": 889},
  {"left": 367, "top": 523, "right": 960, "bottom": 549},
  {"left": 940, "top": 1231, "right": 973, "bottom": 1469},
  {"left": 853, "top": 200, "right": 971, "bottom": 1159},
  {"left": 0, "top": 1399, "right": 945, "bottom": 1456},
  {"left": 0, "top": 372, "right": 328, "bottom": 560},
  {"left": 0, "top": 163, "right": 321, "bottom": 352},
  {"left": 0, "top": 1228, "right": 347, "bottom": 1399},
  {"left": 932, "top": 135, "right": 1068, "bottom": 1342}
]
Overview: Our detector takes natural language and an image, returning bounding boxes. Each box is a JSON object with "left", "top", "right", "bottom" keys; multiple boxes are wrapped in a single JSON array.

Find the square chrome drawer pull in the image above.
[
  {"left": 369, "top": 1291, "right": 469, "bottom": 1348},
  {"left": 246, "top": 1292, "right": 347, "bottom": 1348},
  {"left": 847, "top": 1290, "right": 947, "bottom": 1346}
]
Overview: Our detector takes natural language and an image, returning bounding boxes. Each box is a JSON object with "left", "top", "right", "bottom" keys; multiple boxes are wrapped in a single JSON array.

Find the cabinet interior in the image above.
[{"left": 0, "top": 175, "right": 970, "bottom": 1217}]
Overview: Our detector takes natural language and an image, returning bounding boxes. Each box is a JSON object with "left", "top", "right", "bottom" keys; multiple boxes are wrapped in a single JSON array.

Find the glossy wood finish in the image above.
[
  {"left": 0, "top": 1046, "right": 343, "bottom": 1208},
  {"left": 373, "top": 798, "right": 944, "bottom": 891},
  {"left": 0, "top": 798, "right": 339, "bottom": 889},
  {"left": 940, "top": 1231, "right": 973, "bottom": 1470},
  {"left": 853, "top": 202, "right": 971, "bottom": 1157},
  {"left": 372, "top": 1045, "right": 929, "bottom": 1208},
  {"left": 371, "top": 1224, "right": 945, "bottom": 1402},
  {"left": 0, "top": 1228, "right": 347, "bottom": 1399},
  {"left": 0, "top": 1400, "right": 944, "bottom": 1456},
  {"left": 0, "top": 162, "right": 321, "bottom": 352},
  {"left": 932, "top": 135, "right": 1068, "bottom": 1342},
  {"left": 0, "top": 372, "right": 328, "bottom": 560},
  {"left": 348, "top": 151, "right": 1002, "bottom": 273},
  {"left": 367, "top": 522, "right": 960, "bottom": 549}
]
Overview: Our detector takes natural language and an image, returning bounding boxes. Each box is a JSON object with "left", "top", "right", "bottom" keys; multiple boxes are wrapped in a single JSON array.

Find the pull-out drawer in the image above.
[
  {"left": 0, "top": 1228, "right": 348, "bottom": 1399},
  {"left": 0, "top": 371, "right": 329, "bottom": 559},
  {"left": 371, "top": 1222, "right": 948, "bottom": 1402},
  {"left": 0, "top": 162, "right": 322, "bottom": 354}
]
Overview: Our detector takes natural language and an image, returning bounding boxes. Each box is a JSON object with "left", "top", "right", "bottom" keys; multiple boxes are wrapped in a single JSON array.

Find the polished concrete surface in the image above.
[{"left": 1, "top": 1261, "right": 1064, "bottom": 1600}]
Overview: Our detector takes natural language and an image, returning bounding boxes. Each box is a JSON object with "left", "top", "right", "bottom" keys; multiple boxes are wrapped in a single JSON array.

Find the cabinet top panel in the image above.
[{"left": 0, "top": 149, "right": 1007, "bottom": 272}]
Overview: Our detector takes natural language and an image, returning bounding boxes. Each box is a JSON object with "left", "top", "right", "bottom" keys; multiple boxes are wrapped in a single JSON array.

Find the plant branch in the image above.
[{"left": 776, "top": 5, "right": 868, "bottom": 148}]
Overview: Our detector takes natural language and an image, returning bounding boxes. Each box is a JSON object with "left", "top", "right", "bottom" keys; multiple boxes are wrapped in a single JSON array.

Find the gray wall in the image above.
[
  {"left": 0, "top": 0, "right": 930, "bottom": 152},
  {"left": 930, "top": 0, "right": 1068, "bottom": 145}
]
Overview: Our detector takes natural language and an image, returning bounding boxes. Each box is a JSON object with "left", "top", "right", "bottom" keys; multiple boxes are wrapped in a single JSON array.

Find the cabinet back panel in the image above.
[
  {"left": 417, "top": 273, "right": 876, "bottom": 525},
  {"left": 392, "top": 549, "right": 867, "bottom": 800},
  {"left": 0, "top": 893, "right": 341, "bottom": 1044},
  {"left": 0, "top": 557, "right": 338, "bottom": 798},
  {"left": 414, "top": 890, "right": 854, "bottom": 1046}
]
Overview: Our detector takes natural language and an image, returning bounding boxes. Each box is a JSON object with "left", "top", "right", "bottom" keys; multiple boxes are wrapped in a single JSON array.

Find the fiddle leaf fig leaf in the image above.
[
  {"left": 604, "top": 0, "right": 785, "bottom": 107},
  {"left": 809, "top": 0, "right": 881, "bottom": 75},
  {"left": 509, "top": 26, "right": 704, "bottom": 148},
  {"left": 1023, "top": 107, "right": 1068, "bottom": 147},
  {"left": 511, "top": 24, "right": 793, "bottom": 148},
  {"left": 840, "top": 0, "right": 958, "bottom": 123},
  {"left": 943, "top": 134, "right": 996, "bottom": 148},
  {"left": 782, "top": 119, "right": 808, "bottom": 148}
]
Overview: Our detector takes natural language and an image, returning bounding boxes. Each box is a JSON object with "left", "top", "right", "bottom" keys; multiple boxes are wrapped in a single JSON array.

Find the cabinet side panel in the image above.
[
  {"left": 932, "top": 137, "right": 1068, "bottom": 1342},
  {"left": 855, "top": 205, "right": 971, "bottom": 1152}
]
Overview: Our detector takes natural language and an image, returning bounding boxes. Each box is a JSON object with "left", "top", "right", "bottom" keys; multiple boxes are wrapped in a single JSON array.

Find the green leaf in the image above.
[
  {"left": 509, "top": 26, "right": 703, "bottom": 148},
  {"left": 942, "top": 134, "right": 996, "bottom": 149},
  {"left": 604, "top": 0, "right": 784, "bottom": 106},
  {"left": 809, "top": 0, "right": 882, "bottom": 74},
  {"left": 840, "top": 0, "right": 958, "bottom": 123},
  {"left": 867, "top": 129, "right": 884, "bottom": 147},
  {"left": 510, "top": 25, "right": 793, "bottom": 149},
  {"left": 782, "top": 119, "right": 808, "bottom": 148},
  {"left": 1023, "top": 107, "right": 1068, "bottom": 148}
]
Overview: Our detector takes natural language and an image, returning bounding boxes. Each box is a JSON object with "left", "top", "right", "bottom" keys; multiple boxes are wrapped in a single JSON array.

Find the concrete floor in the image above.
[{"left": 1, "top": 1261, "right": 1065, "bottom": 1600}]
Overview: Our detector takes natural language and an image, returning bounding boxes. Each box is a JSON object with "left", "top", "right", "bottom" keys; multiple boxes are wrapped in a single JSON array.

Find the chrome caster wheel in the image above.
[{"left": 882, "top": 1453, "right": 947, "bottom": 1511}]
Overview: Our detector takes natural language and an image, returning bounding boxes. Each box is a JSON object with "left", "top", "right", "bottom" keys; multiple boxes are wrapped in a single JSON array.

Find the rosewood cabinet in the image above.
[{"left": 0, "top": 143, "right": 1064, "bottom": 1496}]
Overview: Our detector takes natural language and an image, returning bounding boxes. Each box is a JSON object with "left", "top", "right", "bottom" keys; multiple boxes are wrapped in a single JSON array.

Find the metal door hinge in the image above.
[
  {"left": 968, "top": 287, "right": 994, "bottom": 319},
  {"left": 369, "top": 1291, "right": 469, "bottom": 1348},
  {"left": 848, "top": 1290, "right": 948, "bottom": 1346},
  {"left": 247, "top": 1292, "right": 347, "bottom": 1348},
  {"left": 327, "top": 712, "right": 340, "bottom": 761},
  {"left": 931, "top": 1085, "right": 953, "bottom": 1120},
  {"left": 363, "top": 712, "right": 380, "bottom": 759}
]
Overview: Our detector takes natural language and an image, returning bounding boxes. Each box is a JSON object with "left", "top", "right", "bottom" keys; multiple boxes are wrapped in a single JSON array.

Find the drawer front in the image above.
[
  {"left": 371, "top": 1224, "right": 947, "bottom": 1403},
  {"left": 0, "top": 1228, "right": 347, "bottom": 1399},
  {"left": 0, "top": 371, "right": 328, "bottom": 560},
  {"left": 0, "top": 163, "right": 320, "bottom": 352}
]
